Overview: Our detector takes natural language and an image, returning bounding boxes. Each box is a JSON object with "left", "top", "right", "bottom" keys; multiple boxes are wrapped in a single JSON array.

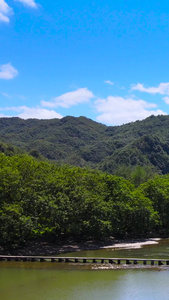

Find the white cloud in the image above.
[
  {"left": 104, "top": 80, "right": 114, "bottom": 86},
  {"left": 0, "top": 106, "right": 63, "bottom": 119},
  {"left": 17, "top": 106, "right": 63, "bottom": 119},
  {"left": 95, "top": 96, "right": 166, "bottom": 126},
  {"left": 132, "top": 82, "right": 169, "bottom": 95},
  {"left": 0, "top": 63, "right": 18, "bottom": 79},
  {"left": 0, "top": 0, "right": 13, "bottom": 23},
  {"left": 15, "top": 0, "right": 38, "bottom": 8},
  {"left": 41, "top": 88, "right": 95, "bottom": 108},
  {"left": 163, "top": 97, "right": 169, "bottom": 104},
  {"left": 0, "top": 0, "right": 38, "bottom": 24}
]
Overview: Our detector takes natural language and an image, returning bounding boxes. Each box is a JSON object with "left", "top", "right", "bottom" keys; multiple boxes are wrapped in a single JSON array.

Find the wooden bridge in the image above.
[{"left": 0, "top": 255, "right": 169, "bottom": 266}]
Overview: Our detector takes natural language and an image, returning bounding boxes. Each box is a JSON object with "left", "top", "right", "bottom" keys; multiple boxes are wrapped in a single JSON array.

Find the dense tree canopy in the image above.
[{"left": 0, "top": 153, "right": 169, "bottom": 250}]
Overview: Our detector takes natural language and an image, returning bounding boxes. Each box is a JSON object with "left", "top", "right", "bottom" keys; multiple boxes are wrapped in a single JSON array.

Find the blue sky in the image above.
[{"left": 1, "top": 0, "right": 169, "bottom": 125}]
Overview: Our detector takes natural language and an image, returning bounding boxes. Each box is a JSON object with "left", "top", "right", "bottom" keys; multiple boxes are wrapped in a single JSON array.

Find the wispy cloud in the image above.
[
  {"left": 95, "top": 96, "right": 166, "bottom": 126},
  {"left": 0, "top": 63, "right": 18, "bottom": 79},
  {"left": 18, "top": 94, "right": 27, "bottom": 100},
  {"left": 0, "top": 106, "right": 19, "bottom": 112},
  {"left": 41, "top": 88, "right": 95, "bottom": 108},
  {"left": 132, "top": 82, "right": 169, "bottom": 95},
  {"left": 104, "top": 80, "right": 114, "bottom": 86},
  {"left": 0, "top": 0, "right": 13, "bottom": 23},
  {"left": 1, "top": 92, "right": 12, "bottom": 99},
  {"left": 15, "top": 0, "right": 38, "bottom": 9}
]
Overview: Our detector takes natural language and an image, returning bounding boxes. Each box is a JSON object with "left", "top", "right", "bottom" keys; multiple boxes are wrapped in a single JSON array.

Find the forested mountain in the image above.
[
  {"left": 1, "top": 114, "right": 169, "bottom": 250},
  {"left": 1, "top": 114, "right": 169, "bottom": 175}
]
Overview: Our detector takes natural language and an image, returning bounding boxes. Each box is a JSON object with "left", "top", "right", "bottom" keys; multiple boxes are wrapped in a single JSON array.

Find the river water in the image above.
[{"left": 1, "top": 239, "right": 169, "bottom": 300}]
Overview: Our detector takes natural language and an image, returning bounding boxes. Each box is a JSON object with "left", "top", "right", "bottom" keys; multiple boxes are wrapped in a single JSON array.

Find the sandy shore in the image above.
[
  {"left": 1, "top": 237, "right": 162, "bottom": 256},
  {"left": 102, "top": 238, "right": 161, "bottom": 250}
]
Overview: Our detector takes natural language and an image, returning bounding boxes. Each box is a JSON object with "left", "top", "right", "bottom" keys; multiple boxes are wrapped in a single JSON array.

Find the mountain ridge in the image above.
[{"left": 1, "top": 114, "right": 169, "bottom": 174}]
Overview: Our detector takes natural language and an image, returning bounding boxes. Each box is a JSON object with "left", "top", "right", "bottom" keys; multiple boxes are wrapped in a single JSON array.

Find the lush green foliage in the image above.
[
  {"left": 0, "top": 153, "right": 168, "bottom": 250},
  {"left": 1, "top": 115, "right": 169, "bottom": 175}
]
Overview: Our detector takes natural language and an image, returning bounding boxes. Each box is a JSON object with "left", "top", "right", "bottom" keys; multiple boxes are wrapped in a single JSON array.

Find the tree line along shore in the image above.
[{"left": 0, "top": 153, "right": 169, "bottom": 251}]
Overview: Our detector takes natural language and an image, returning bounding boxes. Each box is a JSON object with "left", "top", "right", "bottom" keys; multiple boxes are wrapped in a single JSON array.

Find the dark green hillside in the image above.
[
  {"left": 1, "top": 115, "right": 169, "bottom": 174},
  {"left": 0, "top": 116, "right": 108, "bottom": 165},
  {"left": 0, "top": 141, "right": 25, "bottom": 156}
]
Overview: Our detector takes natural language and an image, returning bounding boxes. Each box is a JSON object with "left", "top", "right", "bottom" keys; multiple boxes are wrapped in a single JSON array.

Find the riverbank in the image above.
[
  {"left": 102, "top": 238, "right": 161, "bottom": 250},
  {"left": 0, "top": 237, "right": 162, "bottom": 256}
]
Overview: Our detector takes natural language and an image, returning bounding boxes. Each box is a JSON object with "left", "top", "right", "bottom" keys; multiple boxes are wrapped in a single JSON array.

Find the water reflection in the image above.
[{"left": 0, "top": 266, "right": 169, "bottom": 300}]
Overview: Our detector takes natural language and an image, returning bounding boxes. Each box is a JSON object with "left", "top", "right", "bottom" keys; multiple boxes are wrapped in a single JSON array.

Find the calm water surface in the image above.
[
  {"left": 1, "top": 264, "right": 169, "bottom": 300},
  {"left": 1, "top": 239, "right": 169, "bottom": 300}
]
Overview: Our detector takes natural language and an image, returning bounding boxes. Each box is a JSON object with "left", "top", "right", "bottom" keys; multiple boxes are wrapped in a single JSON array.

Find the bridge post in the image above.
[
  {"left": 58, "top": 258, "right": 63, "bottom": 262},
  {"left": 51, "top": 258, "right": 56, "bottom": 262},
  {"left": 22, "top": 257, "right": 27, "bottom": 262},
  {"left": 40, "top": 257, "right": 45, "bottom": 262},
  {"left": 65, "top": 258, "right": 70, "bottom": 262},
  {"left": 7, "top": 257, "right": 11, "bottom": 261},
  {"left": 31, "top": 257, "right": 36, "bottom": 262}
]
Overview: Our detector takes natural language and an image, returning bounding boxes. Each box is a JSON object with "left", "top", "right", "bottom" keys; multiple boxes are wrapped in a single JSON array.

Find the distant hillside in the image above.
[{"left": 1, "top": 115, "right": 169, "bottom": 174}]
